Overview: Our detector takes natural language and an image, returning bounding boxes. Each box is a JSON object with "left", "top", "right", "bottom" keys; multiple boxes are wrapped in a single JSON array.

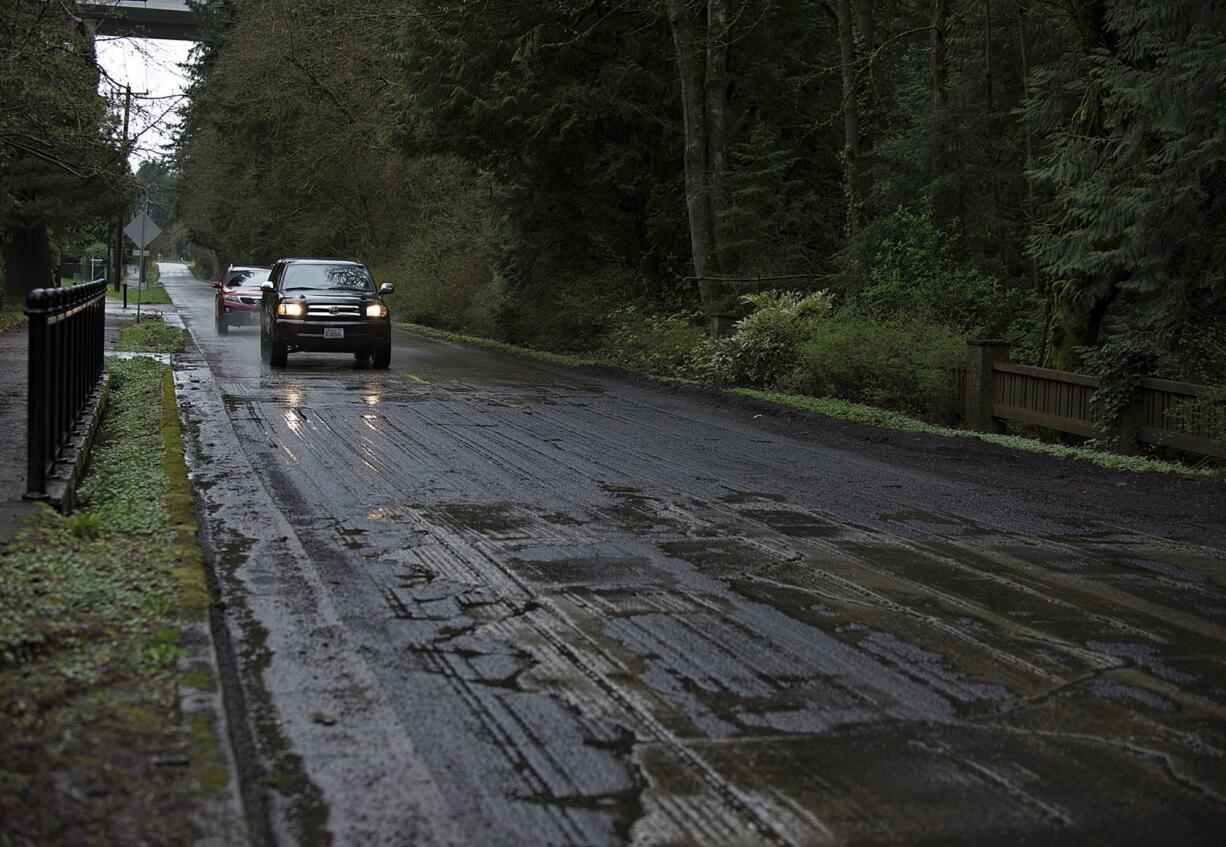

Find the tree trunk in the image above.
[
  {"left": 665, "top": 0, "right": 713, "bottom": 283},
  {"left": 930, "top": 0, "right": 947, "bottom": 173},
  {"left": 3, "top": 213, "right": 54, "bottom": 300},
  {"left": 931, "top": 0, "right": 947, "bottom": 109},
  {"left": 855, "top": 0, "right": 876, "bottom": 188},
  {"left": 1015, "top": 1, "right": 1046, "bottom": 360},
  {"left": 836, "top": 0, "right": 864, "bottom": 234},
  {"left": 666, "top": 0, "right": 734, "bottom": 333},
  {"left": 705, "top": 0, "right": 730, "bottom": 272},
  {"left": 983, "top": 0, "right": 993, "bottom": 117}
]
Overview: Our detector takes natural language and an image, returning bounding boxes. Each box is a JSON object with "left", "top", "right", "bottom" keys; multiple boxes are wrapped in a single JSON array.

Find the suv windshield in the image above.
[
  {"left": 282, "top": 264, "right": 373, "bottom": 292},
  {"left": 226, "top": 269, "right": 270, "bottom": 287}
]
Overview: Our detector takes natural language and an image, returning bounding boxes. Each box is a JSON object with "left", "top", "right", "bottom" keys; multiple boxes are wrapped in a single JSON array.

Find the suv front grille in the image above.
[{"left": 306, "top": 304, "right": 361, "bottom": 320}]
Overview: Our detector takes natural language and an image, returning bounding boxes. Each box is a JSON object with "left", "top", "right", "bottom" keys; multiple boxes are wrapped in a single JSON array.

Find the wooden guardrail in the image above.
[
  {"left": 1138, "top": 377, "right": 1225, "bottom": 459},
  {"left": 964, "top": 341, "right": 1225, "bottom": 459}
]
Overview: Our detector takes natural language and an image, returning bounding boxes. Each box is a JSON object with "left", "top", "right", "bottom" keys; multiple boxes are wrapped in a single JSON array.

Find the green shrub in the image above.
[
  {"left": 503, "top": 267, "right": 630, "bottom": 351},
  {"left": 781, "top": 312, "right": 967, "bottom": 420},
  {"left": 381, "top": 246, "right": 504, "bottom": 339},
  {"left": 604, "top": 306, "right": 707, "bottom": 376},
  {"left": 376, "top": 156, "right": 509, "bottom": 339},
  {"left": 859, "top": 203, "right": 1016, "bottom": 336},
  {"left": 704, "top": 290, "right": 834, "bottom": 386}
]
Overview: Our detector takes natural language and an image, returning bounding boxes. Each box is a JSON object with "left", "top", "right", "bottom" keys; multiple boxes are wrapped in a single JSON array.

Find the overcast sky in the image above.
[{"left": 95, "top": 36, "right": 195, "bottom": 169}]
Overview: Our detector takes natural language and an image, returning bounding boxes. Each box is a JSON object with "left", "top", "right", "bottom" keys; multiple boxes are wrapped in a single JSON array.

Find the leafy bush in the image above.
[
  {"left": 504, "top": 267, "right": 630, "bottom": 351},
  {"left": 378, "top": 156, "right": 509, "bottom": 339},
  {"left": 604, "top": 306, "right": 706, "bottom": 376},
  {"left": 781, "top": 311, "right": 967, "bottom": 420},
  {"left": 382, "top": 245, "right": 505, "bottom": 340},
  {"left": 703, "top": 290, "right": 834, "bottom": 386},
  {"left": 859, "top": 203, "right": 1016, "bottom": 337}
]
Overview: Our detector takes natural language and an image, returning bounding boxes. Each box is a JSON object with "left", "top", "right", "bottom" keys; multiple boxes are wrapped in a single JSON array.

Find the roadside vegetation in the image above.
[
  {"left": 115, "top": 315, "right": 185, "bottom": 353},
  {"left": 0, "top": 304, "right": 25, "bottom": 334},
  {"left": 105, "top": 283, "right": 173, "bottom": 307},
  {"left": 406, "top": 321, "right": 1212, "bottom": 478},
  {"left": 0, "top": 357, "right": 220, "bottom": 844}
]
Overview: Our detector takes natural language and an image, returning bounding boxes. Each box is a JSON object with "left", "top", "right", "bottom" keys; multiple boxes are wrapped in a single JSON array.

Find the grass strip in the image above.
[
  {"left": 0, "top": 304, "right": 26, "bottom": 334},
  {"left": 115, "top": 315, "right": 184, "bottom": 353},
  {"left": 0, "top": 357, "right": 220, "bottom": 844},
  {"left": 403, "top": 321, "right": 599, "bottom": 368},
  {"left": 403, "top": 321, "right": 1211, "bottom": 478},
  {"left": 731, "top": 388, "right": 1212, "bottom": 478},
  {"left": 105, "top": 284, "right": 173, "bottom": 306}
]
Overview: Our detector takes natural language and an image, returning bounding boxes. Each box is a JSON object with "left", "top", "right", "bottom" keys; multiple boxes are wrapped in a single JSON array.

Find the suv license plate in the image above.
[{"left": 324, "top": 328, "right": 344, "bottom": 340}]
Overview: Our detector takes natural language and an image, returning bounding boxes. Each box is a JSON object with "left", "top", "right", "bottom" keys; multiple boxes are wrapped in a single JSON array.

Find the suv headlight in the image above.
[
  {"left": 277, "top": 302, "right": 305, "bottom": 317},
  {"left": 365, "top": 303, "right": 388, "bottom": 318}
]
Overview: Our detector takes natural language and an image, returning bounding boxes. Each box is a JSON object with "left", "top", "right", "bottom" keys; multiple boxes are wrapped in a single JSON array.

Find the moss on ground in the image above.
[
  {"left": 0, "top": 356, "right": 224, "bottom": 845},
  {"left": 403, "top": 321, "right": 1212, "bottom": 479},
  {"left": 115, "top": 315, "right": 184, "bottom": 353}
]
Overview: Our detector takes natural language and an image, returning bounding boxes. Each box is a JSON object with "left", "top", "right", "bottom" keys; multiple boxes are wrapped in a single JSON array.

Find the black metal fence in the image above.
[{"left": 25, "top": 280, "right": 108, "bottom": 500}]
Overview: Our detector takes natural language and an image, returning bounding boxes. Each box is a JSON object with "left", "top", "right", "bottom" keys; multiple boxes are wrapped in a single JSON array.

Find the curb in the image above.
[
  {"left": 162, "top": 347, "right": 251, "bottom": 845},
  {"left": 46, "top": 373, "right": 111, "bottom": 512}
]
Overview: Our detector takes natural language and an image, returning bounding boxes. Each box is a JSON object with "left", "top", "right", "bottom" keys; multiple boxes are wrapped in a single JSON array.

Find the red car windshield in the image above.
[{"left": 226, "top": 269, "right": 270, "bottom": 287}]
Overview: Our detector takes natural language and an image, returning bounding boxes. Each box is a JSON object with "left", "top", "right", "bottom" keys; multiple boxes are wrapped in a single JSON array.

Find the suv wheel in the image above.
[
  {"left": 216, "top": 312, "right": 228, "bottom": 335},
  {"left": 270, "top": 341, "right": 288, "bottom": 368},
  {"left": 372, "top": 343, "right": 391, "bottom": 369}
]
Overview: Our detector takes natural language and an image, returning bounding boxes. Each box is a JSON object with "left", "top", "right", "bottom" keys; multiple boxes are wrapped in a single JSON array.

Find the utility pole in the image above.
[
  {"left": 113, "top": 85, "right": 131, "bottom": 292},
  {"left": 137, "top": 195, "right": 148, "bottom": 323}
]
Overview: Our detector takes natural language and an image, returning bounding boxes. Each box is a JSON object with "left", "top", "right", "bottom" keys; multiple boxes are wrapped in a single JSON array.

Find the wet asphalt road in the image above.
[{"left": 161, "top": 263, "right": 1226, "bottom": 846}]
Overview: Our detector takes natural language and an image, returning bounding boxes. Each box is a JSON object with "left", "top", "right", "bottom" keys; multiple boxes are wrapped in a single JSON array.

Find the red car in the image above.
[{"left": 214, "top": 265, "right": 271, "bottom": 334}]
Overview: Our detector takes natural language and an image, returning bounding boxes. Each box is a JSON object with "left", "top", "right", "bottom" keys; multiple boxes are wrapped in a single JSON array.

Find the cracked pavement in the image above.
[{"left": 160, "top": 263, "right": 1226, "bottom": 845}]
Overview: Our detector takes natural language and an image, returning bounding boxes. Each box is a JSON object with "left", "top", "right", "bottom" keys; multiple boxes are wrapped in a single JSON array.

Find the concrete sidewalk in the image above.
[{"left": 0, "top": 324, "right": 36, "bottom": 545}]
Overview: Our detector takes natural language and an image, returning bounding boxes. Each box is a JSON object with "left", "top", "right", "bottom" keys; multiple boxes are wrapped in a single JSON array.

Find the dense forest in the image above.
[
  {"left": 4, "top": 1, "right": 1224, "bottom": 429},
  {"left": 174, "top": 0, "right": 1225, "bottom": 393}
]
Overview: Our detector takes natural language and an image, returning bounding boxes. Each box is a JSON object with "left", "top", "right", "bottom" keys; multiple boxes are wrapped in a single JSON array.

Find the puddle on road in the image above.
[
  {"left": 511, "top": 556, "right": 672, "bottom": 590},
  {"left": 718, "top": 490, "right": 788, "bottom": 505},
  {"left": 599, "top": 484, "right": 682, "bottom": 532},
  {"left": 739, "top": 507, "right": 842, "bottom": 539},
  {"left": 878, "top": 509, "right": 990, "bottom": 537},
  {"left": 428, "top": 503, "right": 530, "bottom": 536},
  {"left": 659, "top": 538, "right": 778, "bottom": 579}
]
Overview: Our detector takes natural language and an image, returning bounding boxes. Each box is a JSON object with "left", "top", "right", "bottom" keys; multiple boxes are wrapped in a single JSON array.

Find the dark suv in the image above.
[{"left": 260, "top": 259, "right": 393, "bottom": 368}]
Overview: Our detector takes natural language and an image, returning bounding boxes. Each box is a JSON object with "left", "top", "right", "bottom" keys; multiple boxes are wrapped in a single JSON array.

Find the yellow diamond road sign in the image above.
[{"left": 124, "top": 212, "right": 161, "bottom": 248}]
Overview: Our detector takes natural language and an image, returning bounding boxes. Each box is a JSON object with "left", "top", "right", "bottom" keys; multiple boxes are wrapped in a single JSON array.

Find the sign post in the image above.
[{"left": 123, "top": 210, "right": 161, "bottom": 321}]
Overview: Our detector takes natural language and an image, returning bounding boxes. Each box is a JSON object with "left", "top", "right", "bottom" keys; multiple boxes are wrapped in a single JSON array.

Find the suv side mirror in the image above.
[
  {"left": 260, "top": 280, "right": 274, "bottom": 291},
  {"left": 211, "top": 281, "right": 222, "bottom": 289},
  {"left": 378, "top": 283, "right": 394, "bottom": 295}
]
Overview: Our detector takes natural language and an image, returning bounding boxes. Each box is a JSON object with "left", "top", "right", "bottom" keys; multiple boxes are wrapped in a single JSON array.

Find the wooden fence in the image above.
[{"left": 964, "top": 341, "right": 1225, "bottom": 460}]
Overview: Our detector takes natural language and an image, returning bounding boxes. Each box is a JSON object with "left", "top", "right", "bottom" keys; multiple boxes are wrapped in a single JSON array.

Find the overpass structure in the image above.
[{"left": 82, "top": 0, "right": 199, "bottom": 42}]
